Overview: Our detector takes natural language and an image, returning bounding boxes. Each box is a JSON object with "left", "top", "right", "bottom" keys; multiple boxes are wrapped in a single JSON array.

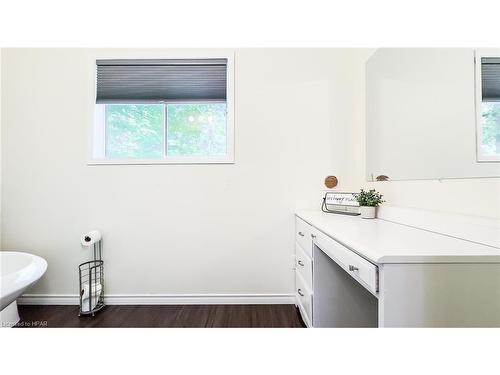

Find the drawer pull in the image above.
[
  {"left": 311, "top": 234, "right": 316, "bottom": 239},
  {"left": 297, "top": 260, "right": 304, "bottom": 267},
  {"left": 298, "top": 231, "right": 305, "bottom": 237},
  {"left": 348, "top": 265, "right": 359, "bottom": 272},
  {"left": 297, "top": 288, "right": 305, "bottom": 297}
]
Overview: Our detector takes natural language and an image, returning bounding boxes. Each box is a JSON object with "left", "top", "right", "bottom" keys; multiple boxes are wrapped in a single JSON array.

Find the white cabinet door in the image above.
[
  {"left": 295, "top": 243, "right": 312, "bottom": 290},
  {"left": 296, "top": 217, "right": 313, "bottom": 257},
  {"left": 295, "top": 272, "right": 313, "bottom": 326}
]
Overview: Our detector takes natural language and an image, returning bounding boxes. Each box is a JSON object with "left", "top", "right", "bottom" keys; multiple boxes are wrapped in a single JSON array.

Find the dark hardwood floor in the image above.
[{"left": 15, "top": 304, "right": 306, "bottom": 328}]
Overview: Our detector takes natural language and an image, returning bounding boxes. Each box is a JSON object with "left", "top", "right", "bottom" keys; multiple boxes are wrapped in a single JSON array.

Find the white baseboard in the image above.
[
  {"left": 17, "top": 293, "right": 296, "bottom": 306},
  {"left": 18, "top": 295, "right": 78, "bottom": 305}
]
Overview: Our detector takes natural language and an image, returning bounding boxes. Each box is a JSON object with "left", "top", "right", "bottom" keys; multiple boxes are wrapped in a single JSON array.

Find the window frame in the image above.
[
  {"left": 474, "top": 49, "right": 500, "bottom": 162},
  {"left": 87, "top": 51, "right": 235, "bottom": 165}
]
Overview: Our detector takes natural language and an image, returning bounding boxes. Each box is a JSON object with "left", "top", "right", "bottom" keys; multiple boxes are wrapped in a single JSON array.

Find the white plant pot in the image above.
[{"left": 360, "top": 206, "right": 377, "bottom": 219}]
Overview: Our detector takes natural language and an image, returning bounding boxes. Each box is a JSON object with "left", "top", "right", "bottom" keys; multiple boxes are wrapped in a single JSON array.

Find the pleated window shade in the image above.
[
  {"left": 481, "top": 57, "right": 500, "bottom": 102},
  {"left": 96, "top": 59, "right": 228, "bottom": 103}
]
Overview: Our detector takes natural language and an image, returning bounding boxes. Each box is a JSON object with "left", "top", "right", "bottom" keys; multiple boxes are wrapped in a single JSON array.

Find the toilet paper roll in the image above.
[
  {"left": 81, "top": 282, "right": 103, "bottom": 300},
  {"left": 80, "top": 230, "right": 102, "bottom": 247}
]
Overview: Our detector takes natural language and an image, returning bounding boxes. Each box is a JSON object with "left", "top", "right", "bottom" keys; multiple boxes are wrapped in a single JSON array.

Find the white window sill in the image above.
[
  {"left": 87, "top": 157, "right": 235, "bottom": 165},
  {"left": 477, "top": 156, "right": 500, "bottom": 163}
]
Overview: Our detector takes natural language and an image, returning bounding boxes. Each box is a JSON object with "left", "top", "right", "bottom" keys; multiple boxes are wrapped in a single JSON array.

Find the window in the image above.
[
  {"left": 475, "top": 50, "right": 500, "bottom": 162},
  {"left": 91, "top": 57, "right": 234, "bottom": 164}
]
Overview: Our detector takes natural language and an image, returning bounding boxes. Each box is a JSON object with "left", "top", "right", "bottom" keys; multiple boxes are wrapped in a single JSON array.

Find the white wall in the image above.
[
  {"left": 0, "top": 48, "right": 2, "bottom": 245},
  {"left": 6, "top": 47, "right": 495, "bottom": 302},
  {"left": 1, "top": 48, "right": 361, "bottom": 298},
  {"left": 355, "top": 49, "right": 500, "bottom": 219}
]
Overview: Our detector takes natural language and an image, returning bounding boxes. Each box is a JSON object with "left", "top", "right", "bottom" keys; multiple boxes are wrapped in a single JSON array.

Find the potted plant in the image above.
[{"left": 355, "top": 189, "right": 384, "bottom": 219}]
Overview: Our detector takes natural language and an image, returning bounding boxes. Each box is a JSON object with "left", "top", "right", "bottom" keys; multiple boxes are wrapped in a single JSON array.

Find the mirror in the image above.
[{"left": 366, "top": 48, "right": 500, "bottom": 181}]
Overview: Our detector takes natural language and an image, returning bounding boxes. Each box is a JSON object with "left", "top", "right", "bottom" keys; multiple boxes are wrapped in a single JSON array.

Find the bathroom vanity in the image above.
[{"left": 294, "top": 210, "right": 500, "bottom": 327}]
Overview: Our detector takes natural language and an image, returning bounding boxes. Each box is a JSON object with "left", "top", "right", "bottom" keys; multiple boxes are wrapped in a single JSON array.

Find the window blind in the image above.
[
  {"left": 96, "top": 59, "right": 227, "bottom": 103},
  {"left": 481, "top": 57, "right": 500, "bottom": 102}
]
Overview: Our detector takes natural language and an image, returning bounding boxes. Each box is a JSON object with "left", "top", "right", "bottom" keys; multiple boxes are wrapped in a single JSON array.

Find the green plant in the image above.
[{"left": 355, "top": 189, "right": 385, "bottom": 207}]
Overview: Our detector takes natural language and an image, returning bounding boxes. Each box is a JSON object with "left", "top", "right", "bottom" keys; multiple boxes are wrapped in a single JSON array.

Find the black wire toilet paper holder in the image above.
[{"left": 78, "top": 239, "right": 105, "bottom": 317}]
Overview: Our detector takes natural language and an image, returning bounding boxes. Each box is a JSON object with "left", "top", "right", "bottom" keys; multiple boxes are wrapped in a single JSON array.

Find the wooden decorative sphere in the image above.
[{"left": 324, "top": 176, "right": 338, "bottom": 189}]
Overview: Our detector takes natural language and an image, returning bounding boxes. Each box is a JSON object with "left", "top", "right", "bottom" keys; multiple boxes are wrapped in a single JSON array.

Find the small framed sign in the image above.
[{"left": 322, "top": 192, "right": 360, "bottom": 215}]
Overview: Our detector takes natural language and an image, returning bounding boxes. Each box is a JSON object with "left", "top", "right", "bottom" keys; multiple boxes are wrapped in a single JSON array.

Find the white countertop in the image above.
[{"left": 296, "top": 210, "right": 500, "bottom": 264}]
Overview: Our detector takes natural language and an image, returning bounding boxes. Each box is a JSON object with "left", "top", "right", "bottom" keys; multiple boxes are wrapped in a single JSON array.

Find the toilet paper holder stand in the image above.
[{"left": 78, "top": 239, "right": 105, "bottom": 317}]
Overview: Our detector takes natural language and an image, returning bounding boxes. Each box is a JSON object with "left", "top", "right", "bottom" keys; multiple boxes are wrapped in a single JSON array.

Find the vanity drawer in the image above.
[
  {"left": 295, "top": 272, "right": 313, "bottom": 325},
  {"left": 295, "top": 243, "right": 313, "bottom": 289},
  {"left": 314, "top": 231, "right": 378, "bottom": 294},
  {"left": 296, "top": 216, "right": 313, "bottom": 257}
]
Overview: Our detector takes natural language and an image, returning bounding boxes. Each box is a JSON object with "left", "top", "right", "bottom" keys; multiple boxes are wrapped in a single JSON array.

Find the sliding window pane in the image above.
[
  {"left": 105, "top": 104, "right": 164, "bottom": 158},
  {"left": 166, "top": 103, "right": 227, "bottom": 157}
]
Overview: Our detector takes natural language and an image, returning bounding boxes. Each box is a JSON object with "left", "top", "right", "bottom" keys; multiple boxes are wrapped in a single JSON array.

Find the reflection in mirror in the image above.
[
  {"left": 366, "top": 48, "right": 500, "bottom": 181},
  {"left": 476, "top": 51, "right": 500, "bottom": 161}
]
